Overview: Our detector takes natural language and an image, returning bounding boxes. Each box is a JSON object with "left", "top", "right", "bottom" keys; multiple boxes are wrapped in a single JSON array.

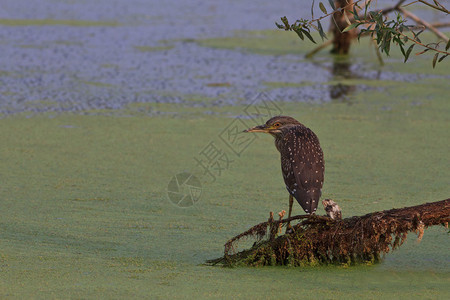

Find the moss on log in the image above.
[{"left": 207, "top": 199, "right": 449, "bottom": 267}]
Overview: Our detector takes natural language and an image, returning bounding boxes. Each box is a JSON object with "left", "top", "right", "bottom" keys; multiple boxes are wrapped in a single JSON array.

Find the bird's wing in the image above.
[{"left": 281, "top": 125, "right": 324, "bottom": 214}]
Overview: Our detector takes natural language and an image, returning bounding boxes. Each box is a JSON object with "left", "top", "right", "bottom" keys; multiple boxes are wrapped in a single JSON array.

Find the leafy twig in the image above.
[{"left": 279, "top": 0, "right": 449, "bottom": 66}]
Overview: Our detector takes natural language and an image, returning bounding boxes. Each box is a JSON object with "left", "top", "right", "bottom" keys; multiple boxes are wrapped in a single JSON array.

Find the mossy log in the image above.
[{"left": 207, "top": 199, "right": 449, "bottom": 267}]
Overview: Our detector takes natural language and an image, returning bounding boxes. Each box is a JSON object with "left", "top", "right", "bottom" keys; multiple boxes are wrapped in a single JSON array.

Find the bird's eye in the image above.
[{"left": 273, "top": 123, "right": 281, "bottom": 127}]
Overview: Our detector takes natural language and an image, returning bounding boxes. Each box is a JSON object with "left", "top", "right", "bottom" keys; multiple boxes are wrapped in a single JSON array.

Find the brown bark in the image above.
[{"left": 330, "top": 0, "right": 358, "bottom": 54}]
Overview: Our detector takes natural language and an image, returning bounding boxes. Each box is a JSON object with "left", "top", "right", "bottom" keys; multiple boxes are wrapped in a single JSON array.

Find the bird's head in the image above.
[{"left": 244, "top": 115, "right": 301, "bottom": 136}]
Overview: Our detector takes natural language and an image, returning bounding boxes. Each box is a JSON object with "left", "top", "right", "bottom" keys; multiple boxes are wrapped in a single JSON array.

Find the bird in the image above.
[{"left": 244, "top": 115, "right": 325, "bottom": 226}]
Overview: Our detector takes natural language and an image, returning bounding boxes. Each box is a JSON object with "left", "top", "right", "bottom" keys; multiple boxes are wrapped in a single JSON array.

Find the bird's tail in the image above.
[{"left": 295, "top": 189, "right": 321, "bottom": 214}]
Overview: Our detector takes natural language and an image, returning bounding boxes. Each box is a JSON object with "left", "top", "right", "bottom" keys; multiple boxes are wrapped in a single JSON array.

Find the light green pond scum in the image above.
[
  {"left": 134, "top": 45, "right": 175, "bottom": 52},
  {"left": 0, "top": 29, "right": 449, "bottom": 298}
]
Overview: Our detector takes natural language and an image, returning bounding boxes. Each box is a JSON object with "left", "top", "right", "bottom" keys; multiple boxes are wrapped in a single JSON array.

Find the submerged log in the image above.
[{"left": 207, "top": 199, "right": 449, "bottom": 267}]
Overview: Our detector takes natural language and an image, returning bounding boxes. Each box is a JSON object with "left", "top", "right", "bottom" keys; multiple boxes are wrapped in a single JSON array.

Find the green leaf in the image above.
[
  {"left": 376, "top": 29, "right": 382, "bottom": 45},
  {"left": 317, "top": 20, "right": 327, "bottom": 40},
  {"left": 432, "top": 53, "right": 439, "bottom": 68},
  {"left": 357, "top": 29, "right": 365, "bottom": 41},
  {"left": 275, "top": 22, "right": 285, "bottom": 29},
  {"left": 343, "top": 10, "right": 351, "bottom": 26},
  {"left": 342, "top": 22, "right": 358, "bottom": 33},
  {"left": 319, "top": 2, "right": 327, "bottom": 14},
  {"left": 281, "top": 16, "right": 290, "bottom": 29},
  {"left": 446, "top": 39, "right": 450, "bottom": 51},
  {"left": 369, "top": 11, "right": 378, "bottom": 21},
  {"left": 352, "top": 4, "right": 359, "bottom": 21},
  {"left": 300, "top": 28, "right": 317, "bottom": 44},
  {"left": 413, "top": 29, "right": 424, "bottom": 43},
  {"left": 384, "top": 39, "right": 391, "bottom": 56},
  {"left": 438, "top": 54, "right": 448, "bottom": 63},
  {"left": 399, "top": 43, "right": 406, "bottom": 57},
  {"left": 392, "top": 35, "right": 401, "bottom": 45},
  {"left": 294, "top": 28, "right": 304, "bottom": 40},
  {"left": 404, "top": 44, "right": 415, "bottom": 63},
  {"left": 311, "top": 0, "right": 315, "bottom": 19},
  {"left": 328, "top": 0, "right": 336, "bottom": 10},
  {"left": 384, "top": 33, "right": 391, "bottom": 55},
  {"left": 380, "top": 31, "right": 391, "bottom": 55}
]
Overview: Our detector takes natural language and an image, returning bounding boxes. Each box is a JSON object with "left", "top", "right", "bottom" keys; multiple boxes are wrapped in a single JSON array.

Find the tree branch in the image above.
[
  {"left": 305, "top": 40, "right": 333, "bottom": 58},
  {"left": 418, "top": 0, "right": 449, "bottom": 14},
  {"left": 399, "top": 31, "right": 450, "bottom": 55},
  {"left": 399, "top": 8, "right": 449, "bottom": 42}
]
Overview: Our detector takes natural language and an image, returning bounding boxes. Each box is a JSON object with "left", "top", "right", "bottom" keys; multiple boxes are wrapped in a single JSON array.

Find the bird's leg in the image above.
[
  {"left": 288, "top": 194, "right": 294, "bottom": 219},
  {"left": 286, "top": 195, "right": 294, "bottom": 233}
]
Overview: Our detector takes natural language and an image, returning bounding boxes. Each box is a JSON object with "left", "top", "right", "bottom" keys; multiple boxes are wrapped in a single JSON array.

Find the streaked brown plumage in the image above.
[{"left": 244, "top": 116, "right": 325, "bottom": 220}]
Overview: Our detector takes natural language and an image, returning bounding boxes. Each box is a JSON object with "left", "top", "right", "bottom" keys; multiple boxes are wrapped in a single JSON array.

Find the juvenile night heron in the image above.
[{"left": 244, "top": 116, "right": 324, "bottom": 223}]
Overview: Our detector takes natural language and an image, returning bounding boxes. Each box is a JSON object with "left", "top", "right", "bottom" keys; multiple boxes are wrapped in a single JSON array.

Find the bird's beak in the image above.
[{"left": 243, "top": 124, "right": 269, "bottom": 133}]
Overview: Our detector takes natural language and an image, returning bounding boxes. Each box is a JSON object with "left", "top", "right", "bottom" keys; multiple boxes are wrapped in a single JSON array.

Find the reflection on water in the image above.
[
  {"left": 330, "top": 55, "right": 356, "bottom": 101},
  {"left": 328, "top": 54, "right": 383, "bottom": 102}
]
